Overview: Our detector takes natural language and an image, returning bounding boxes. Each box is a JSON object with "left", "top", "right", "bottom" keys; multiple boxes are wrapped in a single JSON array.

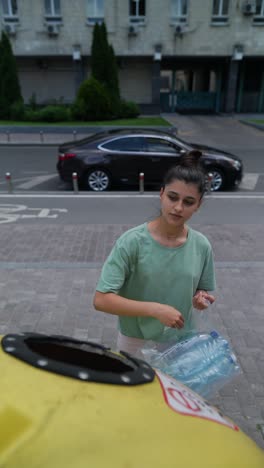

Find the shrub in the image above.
[
  {"left": 71, "top": 99, "right": 86, "bottom": 120},
  {"left": 72, "top": 77, "right": 111, "bottom": 121},
  {"left": 38, "top": 105, "right": 71, "bottom": 122},
  {"left": 24, "top": 105, "right": 71, "bottom": 122},
  {"left": 28, "top": 92, "right": 37, "bottom": 110},
  {"left": 119, "top": 100, "right": 140, "bottom": 118},
  {"left": 24, "top": 109, "right": 42, "bottom": 122},
  {"left": 9, "top": 100, "right": 25, "bottom": 120}
]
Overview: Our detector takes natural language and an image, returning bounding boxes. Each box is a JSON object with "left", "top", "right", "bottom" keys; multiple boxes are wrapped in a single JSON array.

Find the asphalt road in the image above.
[
  {"left": 0, "top": 194, "right": 263, "bottom": 225},
  {"left": 0, "top": 143, "right": 264, "bottom": 193},
  {"left": 0, "top": 115, "right": 264, "bottom": 192}
]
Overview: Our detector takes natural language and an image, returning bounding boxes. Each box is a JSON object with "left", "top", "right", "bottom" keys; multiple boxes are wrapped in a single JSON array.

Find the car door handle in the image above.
[{"left": 151, "top": 157, "right": 161, "bottom": 162}]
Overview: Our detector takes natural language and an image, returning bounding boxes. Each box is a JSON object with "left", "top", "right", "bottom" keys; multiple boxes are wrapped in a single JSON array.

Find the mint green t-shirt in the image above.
[{"left": 96, "top": 223, "right": 216, "bottom": 342}]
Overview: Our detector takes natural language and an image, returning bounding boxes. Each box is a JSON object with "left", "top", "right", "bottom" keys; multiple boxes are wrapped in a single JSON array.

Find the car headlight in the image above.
[{"left": 226, "top": 158, "right": 241, "bottom": 170}]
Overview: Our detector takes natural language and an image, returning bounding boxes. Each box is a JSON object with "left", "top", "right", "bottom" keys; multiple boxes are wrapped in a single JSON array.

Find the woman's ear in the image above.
[
  {"left": 160, "top": 187, "right": 164, "bottom": 198},
  {"left": 195, "top": 197, "right": 203, "bottom": 211}
]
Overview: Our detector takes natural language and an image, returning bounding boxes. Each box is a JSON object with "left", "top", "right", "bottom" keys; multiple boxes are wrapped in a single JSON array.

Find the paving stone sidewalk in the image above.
[{"left": 0, "top": 222, "right": 263, "bottom": 449}]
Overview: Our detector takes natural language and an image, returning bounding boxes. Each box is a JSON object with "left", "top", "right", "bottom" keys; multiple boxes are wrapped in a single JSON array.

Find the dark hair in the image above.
[{"left": 162, "top": 150, "right": 206, "bottom": 197}]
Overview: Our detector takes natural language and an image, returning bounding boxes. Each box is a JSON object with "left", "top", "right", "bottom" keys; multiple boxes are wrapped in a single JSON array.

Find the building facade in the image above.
[{"left": 1, "top": 0, "right": 264, "bottom": 113}]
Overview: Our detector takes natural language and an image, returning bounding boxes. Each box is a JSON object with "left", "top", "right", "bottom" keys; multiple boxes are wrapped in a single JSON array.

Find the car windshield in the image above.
[{"left": 170, "top": 135, "right": 193, "bottom": 149}]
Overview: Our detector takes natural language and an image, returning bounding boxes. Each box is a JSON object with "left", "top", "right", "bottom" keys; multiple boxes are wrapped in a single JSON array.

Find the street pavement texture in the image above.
[{"left": 0, "top": 221, "right": 263, "bottom": 449}]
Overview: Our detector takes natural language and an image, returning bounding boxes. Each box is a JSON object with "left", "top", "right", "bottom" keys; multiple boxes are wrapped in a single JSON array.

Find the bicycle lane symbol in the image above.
[{"left": 0, "top": 204, "right": 68, "bottom": 224}]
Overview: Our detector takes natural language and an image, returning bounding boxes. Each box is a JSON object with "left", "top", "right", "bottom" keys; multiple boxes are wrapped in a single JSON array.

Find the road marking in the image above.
[
  {"left": 240, "top": 173, "right": 259, "bottom": 190},
  {"left": 0, "top": 177, "right": 29, "bottom": 185},
  {"left": 22, "top": 171, "right": 49, "bottom": 175},
  {"left": 0, "top": 193, "right": 264, "bottom": 199},
  {"left": 17, "top": 174, "right": 58, "bottom": 189},
  {"left": 0, "top": 204, "right": 27, "bottom": 212},
  {"left": 0, "top": 204, "right": 67, "bottom": 224}
]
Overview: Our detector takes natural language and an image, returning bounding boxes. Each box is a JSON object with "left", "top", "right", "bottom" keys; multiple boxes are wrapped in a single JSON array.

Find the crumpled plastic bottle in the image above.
[
  {"left": 182, "top": 353, "right": 240, "bottom": 397},
  {"left": 151, "top": 331, "right": 241, "bottom": 397}
]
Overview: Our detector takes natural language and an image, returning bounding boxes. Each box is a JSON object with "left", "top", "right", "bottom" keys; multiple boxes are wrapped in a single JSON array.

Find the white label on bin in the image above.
[{"left": 156, "top": 370, "right": 238, "bottom": 431}]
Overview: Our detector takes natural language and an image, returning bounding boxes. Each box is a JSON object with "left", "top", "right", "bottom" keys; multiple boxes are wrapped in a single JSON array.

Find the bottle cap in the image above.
[{"left": 210, "top": 330, "right": 219, "bottom": 338}]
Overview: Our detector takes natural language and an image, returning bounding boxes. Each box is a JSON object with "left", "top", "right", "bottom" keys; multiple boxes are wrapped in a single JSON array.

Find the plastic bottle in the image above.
[
  {"left": 156, "top": 332, "right": 214, "bottom": 367},
  {"left": 183, "top": 353, "right": 240, "bottom": 397},
  {"left": 166, "top": 340, "right": 230, "bottom": 379},
  {"left": 156, "top": 331, "right": 229, "bottom": 377}
]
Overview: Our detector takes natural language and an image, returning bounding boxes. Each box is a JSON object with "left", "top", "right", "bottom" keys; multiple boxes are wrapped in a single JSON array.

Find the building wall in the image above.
[
  {"left": 1, "top": 1, "right": 264, "bottom": 109},
  {"left": 17, "top": 58, "right": 76, "bottom": 103},
  {"left": 119, "top": 60, "right": 153, "bottom": 103},
  {"left": 1, "top": 1, "right": 263, "bottom": 58},
  {"left": 112, "top": 0, "right": 264, "bottom": 58}
]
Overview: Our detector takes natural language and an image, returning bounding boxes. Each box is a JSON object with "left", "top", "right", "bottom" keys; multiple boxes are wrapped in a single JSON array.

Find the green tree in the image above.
[
  {"left": 90, "top": 22, "right": 105, "bottom": 84},
  {"left": 91, "top": 22, "right": 120, "bottom": 100},
  {"left": 0, "top": 32, "right": 23, "bottom": 119},
  {"left": 107, "top": 44, "right": 120, "bottom": 99},
  {"left": 88, "top": 21, "right": 139, "bottom": 120}
]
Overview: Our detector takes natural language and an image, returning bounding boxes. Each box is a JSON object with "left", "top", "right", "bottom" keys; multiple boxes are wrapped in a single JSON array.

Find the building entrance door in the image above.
[{"left": 160, "top": 69, "right": 218, "bottom": 113}]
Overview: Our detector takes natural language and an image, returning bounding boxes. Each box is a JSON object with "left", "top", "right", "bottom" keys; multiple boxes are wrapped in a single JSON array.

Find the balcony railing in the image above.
[
  {"left": 3, "top": 14, "right": 19, "bottom": 23},
  {"left": 129, "top": 15, "right": 145, "bottom": 24},
  {"left": 211, "top": 14, "right": 229, "bottom": 24}
]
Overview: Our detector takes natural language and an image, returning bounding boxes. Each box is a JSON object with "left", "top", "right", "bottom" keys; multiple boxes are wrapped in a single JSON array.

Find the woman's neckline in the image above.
[{"left": 145, "top": 222, "right": 191, "bottom": 250}]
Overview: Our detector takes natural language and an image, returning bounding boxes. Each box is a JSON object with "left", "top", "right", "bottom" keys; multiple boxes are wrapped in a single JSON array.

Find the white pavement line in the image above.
[
  {"left": 0, "top": 177, "right": 29, "bottom": 185},
  {"left": 17, "top": 174, "right": 58, "bottom": 189},
  {"left": 22, "top": 171, "right": 49, "bottom": 175},
  {"left": 0, "top": 193, "right": 264, "bottom": 199},
  {"left": 240, "top": 173, "right": 259, "bottom": 190}
]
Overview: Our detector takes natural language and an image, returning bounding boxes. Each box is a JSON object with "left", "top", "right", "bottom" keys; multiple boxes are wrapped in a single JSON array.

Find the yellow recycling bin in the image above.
[{"left": 0, "top": 333, "right": 263, "bottom": 468}]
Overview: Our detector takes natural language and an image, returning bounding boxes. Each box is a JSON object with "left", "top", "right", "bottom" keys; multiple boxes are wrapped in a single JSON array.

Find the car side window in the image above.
[
  {"left": 145, "top": 137, "right": 181, "bottom": 154},
  {"left": 101, "top": 137, "right": 146, "bottom": 152}
]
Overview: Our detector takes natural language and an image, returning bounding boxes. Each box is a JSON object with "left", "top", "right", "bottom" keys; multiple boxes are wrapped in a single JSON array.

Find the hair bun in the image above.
[{"left": 179, "top": 150, "right": 203, "bottom": 168}]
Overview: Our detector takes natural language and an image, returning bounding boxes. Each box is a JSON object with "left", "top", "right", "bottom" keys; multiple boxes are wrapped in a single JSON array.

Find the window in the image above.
[
  {"left": 211, "top": 0, "right": 229, "bottom": 24},
  {"left": 171, "top": 0, "right": 188, "bottom": 24},
  {"left": 1, "top": 0, "right": 18, "bottom": 20},
  {"left": 145, "top": 137, "right": 180, "bottom": 154},
  {"left": 254, "top": 0, "right": 264, "bottom": 23},
  {"left": 44, "top": 0, "right": 61, "bottom": 21},
  {"left": 129, "top": 0, "right": 145, "bottom": 24},
  {"left": 87, "top": 0, "right": 104, "bottom": 24},
  {"left": 101, "top": 137, "right": 146, "bottom": 152}
]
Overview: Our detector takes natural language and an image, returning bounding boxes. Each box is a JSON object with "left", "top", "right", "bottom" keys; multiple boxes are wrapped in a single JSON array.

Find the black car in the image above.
[{"left": 57, "top": 128, "right": 243, "bottom": 192}]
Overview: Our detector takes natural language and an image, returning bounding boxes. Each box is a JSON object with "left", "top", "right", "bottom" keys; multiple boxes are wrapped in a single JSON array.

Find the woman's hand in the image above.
[
  {"left": 152, "top": 304, "right": 184, "bottom": 329},
  {"left": 193, "top": 290, "right": 216, "bottom": 310}
]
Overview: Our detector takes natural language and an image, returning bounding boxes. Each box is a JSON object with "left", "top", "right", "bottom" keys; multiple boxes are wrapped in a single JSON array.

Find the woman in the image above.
[{"left": 93, "top": 150, "right": 216, "bottom": 355}]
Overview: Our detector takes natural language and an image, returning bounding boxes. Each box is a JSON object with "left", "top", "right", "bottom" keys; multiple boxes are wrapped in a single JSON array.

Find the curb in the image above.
[
  {"left": 0, "top": 125, "right": 176, "bottom": 134},
  {"left": 0, "top": 143, "right": 59, "bottom": 147},
  {"left": 238, "top": 119, "right": 264, "bottom": 132}
]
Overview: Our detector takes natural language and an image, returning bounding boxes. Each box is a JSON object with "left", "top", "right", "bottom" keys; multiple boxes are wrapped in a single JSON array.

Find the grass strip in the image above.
[{"left": 0, "top": 117, "right": 171, "bottom": 127}]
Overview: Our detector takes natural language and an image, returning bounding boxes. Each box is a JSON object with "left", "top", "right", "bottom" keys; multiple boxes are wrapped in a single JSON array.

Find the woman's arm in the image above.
[{"left": 93, "top": 291, "right": 184, "bottom": 329}]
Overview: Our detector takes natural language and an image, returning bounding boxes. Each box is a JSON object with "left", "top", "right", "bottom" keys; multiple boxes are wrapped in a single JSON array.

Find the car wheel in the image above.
[
  {"left": 86, "top": 169, "right": 111, "bottom": 191},
  {"left": 206, "top": 168, "right": 225, "bottom": 192}
]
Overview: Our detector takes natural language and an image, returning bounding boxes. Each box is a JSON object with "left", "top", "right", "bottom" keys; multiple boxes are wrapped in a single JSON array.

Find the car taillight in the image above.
[{"left": 58, "top": 152, "right": 76, "bottom": 161}]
